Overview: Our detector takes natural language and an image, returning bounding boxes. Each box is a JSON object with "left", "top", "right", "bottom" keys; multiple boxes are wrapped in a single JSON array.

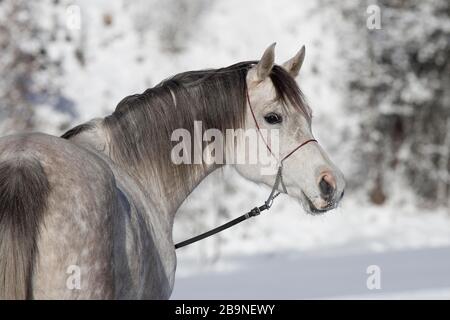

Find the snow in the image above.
[{"left": 172, "top": 246, "right": 450, "bottom": 299}]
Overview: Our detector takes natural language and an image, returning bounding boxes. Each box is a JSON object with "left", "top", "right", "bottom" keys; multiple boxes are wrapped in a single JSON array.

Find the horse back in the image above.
[{"left": 0, "top": 132, "right": 119, "bottom": 299}]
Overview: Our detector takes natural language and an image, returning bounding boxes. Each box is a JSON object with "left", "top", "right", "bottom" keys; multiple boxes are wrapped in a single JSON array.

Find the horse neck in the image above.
[
  {"left": 138, "top": 160, "right": 221, "bottom": 223},
  {"left": 87, "top": 119, "right": 225, "bottom": 224}
]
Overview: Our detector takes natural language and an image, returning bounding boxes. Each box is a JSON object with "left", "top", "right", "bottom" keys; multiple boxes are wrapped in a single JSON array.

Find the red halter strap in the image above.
[
  {"left": 247, "top": 92, "right": 276, "bottom": 158},
  {"left": 281, "top": 138, "right": 317, "bottom": 162},
  {"left": 246, "top": 91, "right": 317, "bottom": 164}
]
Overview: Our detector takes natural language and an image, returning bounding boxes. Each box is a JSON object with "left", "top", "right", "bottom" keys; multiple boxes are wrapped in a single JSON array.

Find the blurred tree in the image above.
[
  {"left": 331, "top": 0, "right": 450, "bottom": 207},
  {"left": 0, "top": 0, "right": 74, "bottom": 134},
  {"left": 129, "top": 0, "right": 210, "bottom": 53}
]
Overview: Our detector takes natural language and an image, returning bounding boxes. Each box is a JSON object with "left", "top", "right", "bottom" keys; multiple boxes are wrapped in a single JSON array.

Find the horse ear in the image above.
[
  {"left": 282, "top": 45, "right": 305, "bottom": 78},
  {"left": 255, "top": 43, "right": 276, "bottom": 81}
]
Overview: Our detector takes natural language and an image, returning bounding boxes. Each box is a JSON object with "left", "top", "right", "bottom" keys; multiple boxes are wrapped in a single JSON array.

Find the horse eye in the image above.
[{"left": 264, "top": 112, "right": 282, "bottom": 124}]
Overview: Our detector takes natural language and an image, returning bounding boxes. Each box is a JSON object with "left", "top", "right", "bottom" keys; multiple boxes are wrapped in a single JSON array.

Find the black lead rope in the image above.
[{"left": 174, "top": 166, "right": 286, "bottom": 249}]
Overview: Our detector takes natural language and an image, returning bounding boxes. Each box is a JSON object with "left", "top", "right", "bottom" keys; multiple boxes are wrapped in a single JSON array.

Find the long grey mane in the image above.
[{"left": 63, "top": 61, "right": 310, "bottom": 194}]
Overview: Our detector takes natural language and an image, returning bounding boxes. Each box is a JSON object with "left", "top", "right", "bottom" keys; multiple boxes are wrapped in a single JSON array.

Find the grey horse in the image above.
[{"left": 0, "top": 44, "right": 345, "bottom": 299}]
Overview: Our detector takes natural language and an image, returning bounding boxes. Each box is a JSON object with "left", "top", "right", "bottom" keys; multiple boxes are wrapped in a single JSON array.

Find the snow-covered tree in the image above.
[
  {"left": 331, "top": 0, "right": 450, "bottom": 206},
  {"left": 0, "top": 0, "right": 75, "bottom": 135}
]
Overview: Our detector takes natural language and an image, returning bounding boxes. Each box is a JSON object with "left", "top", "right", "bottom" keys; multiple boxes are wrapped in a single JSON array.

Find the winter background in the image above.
[{"left": 1, "top": 0, "right": 449, "bottom": 299}]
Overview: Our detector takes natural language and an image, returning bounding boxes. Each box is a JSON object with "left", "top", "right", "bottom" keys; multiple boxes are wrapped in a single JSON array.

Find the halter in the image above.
[{"left": 174, "top": 93, "right": 317, "bottom": 249}]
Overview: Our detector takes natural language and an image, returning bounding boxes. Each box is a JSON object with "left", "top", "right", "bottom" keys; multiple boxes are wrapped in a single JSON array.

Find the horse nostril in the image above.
[{"left": 319, "top": 173, "right": 336, "bottom": 200}]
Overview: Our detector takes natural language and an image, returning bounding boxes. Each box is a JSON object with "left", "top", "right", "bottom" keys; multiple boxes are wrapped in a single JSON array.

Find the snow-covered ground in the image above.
[{"left": 172, "top": 246, "right": 450, "bottom": 299}]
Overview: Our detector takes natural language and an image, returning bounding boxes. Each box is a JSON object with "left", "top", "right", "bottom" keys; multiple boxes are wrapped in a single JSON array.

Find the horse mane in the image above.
[{"left": 63, "top": 61, "right": 310, "bottom": 194}]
